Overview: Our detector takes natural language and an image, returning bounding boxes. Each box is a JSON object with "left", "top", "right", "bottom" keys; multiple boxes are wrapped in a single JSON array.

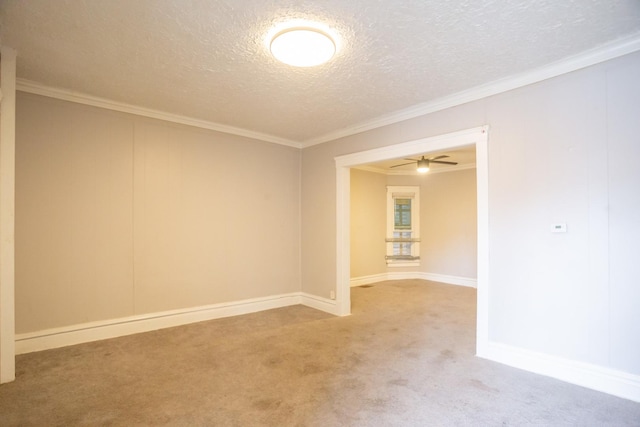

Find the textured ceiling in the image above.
[{"left": 2, "top": 0, "right": 640, "bottom": 145}]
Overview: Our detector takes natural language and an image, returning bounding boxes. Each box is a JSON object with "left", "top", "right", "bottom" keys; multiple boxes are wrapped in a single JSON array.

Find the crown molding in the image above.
[
  {"left": 16, "top": 32, "right": 640, "bottom": 151},
  {"left": 16, "top": 79, "right": 301, "bottom": 149},
  {"left": 301, "top": 32, "right": 640, "bottom": 148}
]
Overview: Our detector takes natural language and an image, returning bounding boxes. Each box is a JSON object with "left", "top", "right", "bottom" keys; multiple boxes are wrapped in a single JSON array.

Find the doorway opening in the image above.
[{"left": 335, "top": 126, "right": 489, "bottom": 356}]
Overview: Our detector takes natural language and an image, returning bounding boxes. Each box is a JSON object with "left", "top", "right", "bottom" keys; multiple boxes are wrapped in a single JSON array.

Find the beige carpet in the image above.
[{"left": 1, "top": 280, "right": 639, "bottom": 426}]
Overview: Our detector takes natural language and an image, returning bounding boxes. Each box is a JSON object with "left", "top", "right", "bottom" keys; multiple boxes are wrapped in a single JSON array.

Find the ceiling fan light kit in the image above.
[
  {"left": 390, "top": 155, "right": 458, "bottom": 173},
  {"left": 417, "top": 158, "right": 430, "bottom": 173}
]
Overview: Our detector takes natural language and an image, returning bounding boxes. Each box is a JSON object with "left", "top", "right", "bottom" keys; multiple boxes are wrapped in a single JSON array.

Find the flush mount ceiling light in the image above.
[{"left": 270, "top": 28, "right": 336, "bottom": 67}]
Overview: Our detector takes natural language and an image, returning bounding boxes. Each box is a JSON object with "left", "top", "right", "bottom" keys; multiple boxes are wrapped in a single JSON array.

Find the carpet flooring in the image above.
[{"left": 1, "top": 279, "right": 639, "bottom": 426}]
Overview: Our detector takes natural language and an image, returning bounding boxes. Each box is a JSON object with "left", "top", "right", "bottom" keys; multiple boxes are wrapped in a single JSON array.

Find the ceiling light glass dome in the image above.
[{"left": 270, "top": 28, "right": 336, "bottom": 67}]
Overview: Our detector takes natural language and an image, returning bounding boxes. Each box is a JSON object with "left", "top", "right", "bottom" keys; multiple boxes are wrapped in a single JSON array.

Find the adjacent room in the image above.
[
  {"left": 350, "top": 147, "right": 478, "bottom": 289},
  {"left": 1, "top": 1, "right": 640, "bottom": 424}
]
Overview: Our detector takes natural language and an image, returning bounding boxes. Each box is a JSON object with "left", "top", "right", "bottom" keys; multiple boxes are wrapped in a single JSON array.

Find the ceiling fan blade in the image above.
[
  {"left": 390, "top": 162, "right": 416, "bottom": 168},
  {"left": 429, "top": 160, "right": 458, "bottom": 165},
  {"left": 430, "top": 155, "right": 449, "bottom": 160}
]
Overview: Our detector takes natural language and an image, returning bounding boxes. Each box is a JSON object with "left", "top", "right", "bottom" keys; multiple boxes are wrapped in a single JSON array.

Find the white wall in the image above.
[
  {"left": 15, "top": 92, "right": 301, "bottom": 334},
  {"left": 301, "top": 51, "right": 640, "bottom": 382}
]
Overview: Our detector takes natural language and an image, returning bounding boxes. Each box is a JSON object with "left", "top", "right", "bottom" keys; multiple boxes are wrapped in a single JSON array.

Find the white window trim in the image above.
[{"left": 386, "top": 185, "right": 420, "bottom": 267}]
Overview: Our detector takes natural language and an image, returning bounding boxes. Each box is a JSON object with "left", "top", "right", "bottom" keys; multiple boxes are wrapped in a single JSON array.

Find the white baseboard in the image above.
[
  {"left": 482, "top": 341, "right": 640, "bottom": 403},
  {"left": 15, "top": 293, "right": 302, "bottom": 355},
  {"left": 351, "top": 272, "right": 477, "bottom": 288},
  {"left": 300, "top": 293, "right": 340, "bottom": 316},
  {"left": 350, "top": 273, "right": 389, "bottom": 287},
  {"left": 15, "top": 291, "right": 345, "bottom": 355},
  {"left": 419, "top": 272, "right": 477, "bottom": 288},
  {"left": 15, "top": 290, "right": 639, "bottom": 403}
]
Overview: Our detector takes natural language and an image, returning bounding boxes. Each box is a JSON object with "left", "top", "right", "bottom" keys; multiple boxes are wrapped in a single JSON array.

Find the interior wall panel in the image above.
[
  {"left": 606, "top": 55, "right": 640, "bottom": 375},
  {"left": 350, "top": 168, "right": 386, "bottom": 278},
  {"left": 301, "top": 51, "right": 640, "bottom": 379},
  {"left": 16, "top": 95, "right": 134, "bottom": 333},
  {"left": 15, "top": 93, "right": 301, "bottom": 334}
]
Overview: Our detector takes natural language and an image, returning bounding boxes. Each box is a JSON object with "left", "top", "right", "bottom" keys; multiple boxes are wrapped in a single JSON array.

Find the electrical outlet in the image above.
[{"left": 330, "top": 290, "right": 336, "bottom": 300}]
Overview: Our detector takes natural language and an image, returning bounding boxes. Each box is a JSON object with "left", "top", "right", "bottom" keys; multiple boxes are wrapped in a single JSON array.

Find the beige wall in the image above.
[
  {"left": 387, "top": 169, "right": 477, "bottom": 278},
  {"left": 350, "top": 168, "right": 477, "bottom": 280},
  {"left": 349, "top": 168, "right": 386, "bottom": 278},
  {"left": 301, "top": 51, "right": 640, "bottom": 376},
  {"left": 1, "top": 46, "right": 18, "bottom": 383},
  {"left": 15, "top": 93, "right": 301, "bottom": 334}
]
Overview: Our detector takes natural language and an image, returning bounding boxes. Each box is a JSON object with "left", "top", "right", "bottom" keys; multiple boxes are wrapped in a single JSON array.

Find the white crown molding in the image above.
[
  {"left": 16, "top": 79, "right": 301, "bottom": 149},
  {"left": 302, "top": 32, "right": 640, "bottom": 148},
  {"left": 16, "top": 33, "right": 640, "bottom": 151}
]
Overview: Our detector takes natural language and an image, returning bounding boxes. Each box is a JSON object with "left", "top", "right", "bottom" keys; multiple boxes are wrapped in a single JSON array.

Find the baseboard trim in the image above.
[
  {"left": 15, "top": 293, "right": 302, "bottom": 355},
  {"left": 350, "top": 273, "right": 389, "bottom": 287},
  {"left": 482, "top": 342, "right": 640, "bottom": 403},
  {"left": 300, "top": 293, "right": 341, "bottom": 316},
  {"left": 16, "top": 291, "right": 638, "bottom": 403},
  {"left": 350, "top": 272, "right": 477, "bottom": 288}
]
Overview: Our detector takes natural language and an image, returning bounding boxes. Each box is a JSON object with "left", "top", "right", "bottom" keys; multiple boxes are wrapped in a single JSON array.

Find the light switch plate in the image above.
[{"left": 551, "top": 223, "right": 567, "bottom": 233}]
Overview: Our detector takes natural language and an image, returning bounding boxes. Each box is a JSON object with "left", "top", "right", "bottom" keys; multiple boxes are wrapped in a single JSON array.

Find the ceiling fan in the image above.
[{"left": 390, "top": 155, "right": 458, "bottom": 173}]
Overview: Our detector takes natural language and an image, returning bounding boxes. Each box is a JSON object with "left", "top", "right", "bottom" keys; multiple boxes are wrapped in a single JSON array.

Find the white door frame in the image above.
[{"left": 335, "top": 126, "right": 489, "bottom": 356}]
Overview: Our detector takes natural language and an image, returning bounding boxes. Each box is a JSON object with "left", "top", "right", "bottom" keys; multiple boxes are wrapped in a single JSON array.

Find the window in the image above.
[{"left": 386, "top": 186, "right": 420, "bottom": 266}]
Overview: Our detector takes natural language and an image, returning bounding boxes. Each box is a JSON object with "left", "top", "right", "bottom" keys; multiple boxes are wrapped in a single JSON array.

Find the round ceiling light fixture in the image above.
[{"left": 270, "top": 28, "right": 336, "bottom": 67}]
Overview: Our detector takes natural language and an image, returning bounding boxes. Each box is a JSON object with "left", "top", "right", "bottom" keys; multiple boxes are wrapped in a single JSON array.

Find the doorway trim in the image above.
[{"left": 335, "top": 126, "right": 489, "bottom": 356}]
